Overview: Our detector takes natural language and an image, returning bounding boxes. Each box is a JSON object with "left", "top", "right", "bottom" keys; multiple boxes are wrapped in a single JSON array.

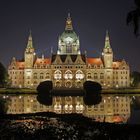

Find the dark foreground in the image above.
[{"left": 0, "top": 112, "right": 140, "bottom": 140}]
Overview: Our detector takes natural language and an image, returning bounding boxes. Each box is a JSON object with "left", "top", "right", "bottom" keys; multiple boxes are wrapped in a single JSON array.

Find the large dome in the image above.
[
  {"left": 57, "top": 14, "right": 80, "bottom": 55},
  {"left": 60, "top": 30, "right": 79, "bottom": 43}
]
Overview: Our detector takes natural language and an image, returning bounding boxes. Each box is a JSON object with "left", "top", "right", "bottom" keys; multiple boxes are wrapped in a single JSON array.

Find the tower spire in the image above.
[
  {"left": 104, "top": 30, "right": 111, "bottom": 48},
  {"left": 27, "top": 30, "right": 33, "bottom": 48},
  {"left": 65, "top": 13, "right": 73, "bottom": 31}
]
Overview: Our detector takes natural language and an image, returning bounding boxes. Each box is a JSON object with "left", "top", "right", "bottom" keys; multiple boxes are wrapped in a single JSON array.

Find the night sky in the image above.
[{"left": 0, "top": 0, "right": 139, "bottom": 71}]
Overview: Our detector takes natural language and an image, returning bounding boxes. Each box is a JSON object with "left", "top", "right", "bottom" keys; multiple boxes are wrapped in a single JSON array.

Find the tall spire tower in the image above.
[
  {"left": 24, "top": 31, "right": 35, "bottom": 68},
  {"left": 103, "top": 30, "right": 113, "bottom": 68}
]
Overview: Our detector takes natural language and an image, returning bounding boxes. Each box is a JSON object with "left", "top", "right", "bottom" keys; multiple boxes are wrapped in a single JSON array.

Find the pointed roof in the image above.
[
  {"left": 65, "top": 13, "right": 73, "bottom": 31},
  {"left": 104, "top": 30, "right": 111, "bottom": 48},
  {"left": 27, "top": 30, "right": 33, "bottom": 48}
]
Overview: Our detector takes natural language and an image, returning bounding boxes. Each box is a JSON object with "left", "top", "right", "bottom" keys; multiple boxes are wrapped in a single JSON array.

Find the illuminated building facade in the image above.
[
  {"left": 6, "top": 95, "right": 131, "bottom": 123},
  {"left": 8, "top": 14, "right": 130, "bottom": 89}
]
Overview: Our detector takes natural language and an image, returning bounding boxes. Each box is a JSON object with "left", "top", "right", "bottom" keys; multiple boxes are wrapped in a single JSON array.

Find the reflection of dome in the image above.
[{"left": 113, "top": 115, "right": 124, "bottom": 123}]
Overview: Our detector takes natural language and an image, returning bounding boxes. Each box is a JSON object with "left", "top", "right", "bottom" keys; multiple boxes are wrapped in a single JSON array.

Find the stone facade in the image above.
[
  {"left": 5, "top": 95, "right": 130, "bottom": 123},
  {"left": 8, "top": 14, "right": 130, "bottom": 89}
]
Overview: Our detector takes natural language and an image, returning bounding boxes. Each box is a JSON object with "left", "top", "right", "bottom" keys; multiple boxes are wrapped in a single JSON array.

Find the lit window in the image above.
[
  {"left": 75, "top": 70, "right": 84, "bottom": 80},
  {"left": 54, "top": 70, "right": 62, "bottom": 80},
  {"left": 64, "top": 70, "right": 73, "bottom": 79}
]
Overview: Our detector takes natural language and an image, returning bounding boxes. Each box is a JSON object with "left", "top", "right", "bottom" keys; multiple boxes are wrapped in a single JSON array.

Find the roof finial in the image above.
[
  {"left": 65, "top": 13, "right": 73, "bottom": 31},
  {"left": 106, "top": 30, "right": 109, "bottom": 37},
  {"left": 29, "top": 29, "right": 32, "bottom": 36},
  {"left": 68, "top": 13, "right": 70, "bottom": 18}
]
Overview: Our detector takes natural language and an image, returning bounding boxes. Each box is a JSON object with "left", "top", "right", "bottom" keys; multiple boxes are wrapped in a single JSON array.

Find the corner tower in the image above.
[
  {"left": 57, "top": 13, "right": 80, "bottom": 55},
  {"left": 24, "top": 31, "right": 35, "bottom": 68},
  {"left": 103, "top": 31, "right": 113, "bottom": 68}
]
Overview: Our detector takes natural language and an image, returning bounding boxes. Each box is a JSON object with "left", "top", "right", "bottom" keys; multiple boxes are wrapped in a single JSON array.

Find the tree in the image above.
[
  {"left": 0, "top": 96, "right": 9, "bottom": 115},
  {"left": 0, "top": 62, "right": 7, "bottom": 87},
  {"left": 127, "top": 0, "right": 140, "bottom": 36},
  {"left": 83, "top": 81, "right": 102, "bottom": 105},
  {"left": 37, "top": 81, "right": 53, "bottom": 106},
  {"left": 130, "top": 71, "right": 140, "bottom": 87}
]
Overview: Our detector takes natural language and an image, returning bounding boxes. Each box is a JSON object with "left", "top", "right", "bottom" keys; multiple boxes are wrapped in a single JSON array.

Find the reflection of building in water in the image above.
[
  {"left": 6, "top": 95, "right": 131, "bottom": 123},
  {"left": 8, "top": 14, "right": 130, "bottom": 89}
]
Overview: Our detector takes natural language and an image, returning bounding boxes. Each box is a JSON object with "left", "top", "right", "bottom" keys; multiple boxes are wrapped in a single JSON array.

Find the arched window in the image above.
[
  {"left": 54, "top": 70, "right": 62, "bottom": 80},
  {"left": 64, "top": 70, "right": 73, "bottom": 79},
  {"left": 100, "top": 73, "right": 104, "bottom": 79},
  {"left": 87, "top": 73, "right": 91, "bottom": 79},
  {"left": 76, "top": 104, "right": 84, "bottom": 113},
  {"left": 40, "top": 73, "right": 44, "bottom": 79},
  {"left": 75, "top": 70, "right": 84, "bottom": 80},
  {"left": 34, "top": 81, "right": 37, "bottom": 84},
  {"left": 76, "top": 81, "right": 82, "bottom": 88},
  {"left": 64, "top": 104, "right": 73, "bottom": 113},
  {"left": 33, "top": 73, "right": 37, "bottom": 79},
  {"left": 94, "top": 73, "right": 98, "bottom": 79},
  {"left": 65, "top": 81, "right": 72, "bottom": 88},
  {"left": 55, "top": 81, "right": 61, "bottom": 88},
  {"left": 46, "top": 72, "right": 50, "bottom": 79},
  {"left": 54, "top": 104, "right": 62, "bottom": 113}
]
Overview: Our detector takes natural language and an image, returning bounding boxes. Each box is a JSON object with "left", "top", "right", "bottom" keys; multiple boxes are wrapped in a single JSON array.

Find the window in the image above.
[
  {"left": 100, "top": 73, "right": 104, "bottom": 79},
  {"left": 75, "top": 70, "right": 84, "bottom": 80},
  {"left": 87, "top": 73, "right": 91, "bottom": 79},
  {"left": 64, "top": 70, "right": 73, "bottom": 79},
  {"left": 46, "top": 73, "right": 50, "bottom": 79},
  {"left": 33, "top": 73, "right": 37, "bottom": 79},
  {"left": 94, "top": 73, "right": 98, "bottom": 79},
  {"left": 34, "top": 81, "right": 37, "bottom": 84},
  {"left": 40, "top": 73, "right": 44, "bottom": 79},
  {"left": 55, "top": 81, "right": 61, "bottom": 88},
  {"left": 54, "top": 70, "right": 62, "bottom": 80}
]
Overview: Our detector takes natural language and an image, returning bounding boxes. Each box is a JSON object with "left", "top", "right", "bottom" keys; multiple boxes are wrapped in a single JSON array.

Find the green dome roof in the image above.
[{"left": 60, "top": 30, "right": 78, "bottom": 42}]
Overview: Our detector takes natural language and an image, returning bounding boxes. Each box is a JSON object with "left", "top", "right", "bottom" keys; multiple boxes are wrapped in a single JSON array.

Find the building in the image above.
[
  {"left": 8, "top": 14, "right": 130, "bottom": 89},
  {"left": 5, "top": 94, "right": 131, "bottom": 123}
]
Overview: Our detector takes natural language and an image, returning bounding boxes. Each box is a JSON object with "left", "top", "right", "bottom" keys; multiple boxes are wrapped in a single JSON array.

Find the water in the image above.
[{"left": 1, "top": 94, "right": 139, "bottom": 123}]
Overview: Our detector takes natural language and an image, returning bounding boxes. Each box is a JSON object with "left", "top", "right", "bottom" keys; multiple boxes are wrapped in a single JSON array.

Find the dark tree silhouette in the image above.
[
  {"left": 127, "top": 0, "right": 140, "bottom": 36},
  {"left": 131, "top": 96, "right": 140, "bottom": 110},
  {"left": 37, "top": 81, "right": 53, "bottom": 106},
  {"left": 0, "top": 97, "right": 9, "bottom": 115},
  {"left": 0, "top": 62, "right": 7, "bottom": 87},
  {"left": 130, "top": 71, "right": 140, "bottom": 87},
  {"left": 83, "top": 81, "right": 102, "bottom": 105}
]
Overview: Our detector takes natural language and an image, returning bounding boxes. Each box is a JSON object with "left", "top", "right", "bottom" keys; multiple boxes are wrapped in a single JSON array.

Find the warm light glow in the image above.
[
  {"left": 76, "top": 70, "right": 84, "bottom": 80},
  {"left": 54, "top": 70, "right": 62, "bottom": 80},
  {"left": 64, "top": 70, "right": 73, "bottom": 79}
]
